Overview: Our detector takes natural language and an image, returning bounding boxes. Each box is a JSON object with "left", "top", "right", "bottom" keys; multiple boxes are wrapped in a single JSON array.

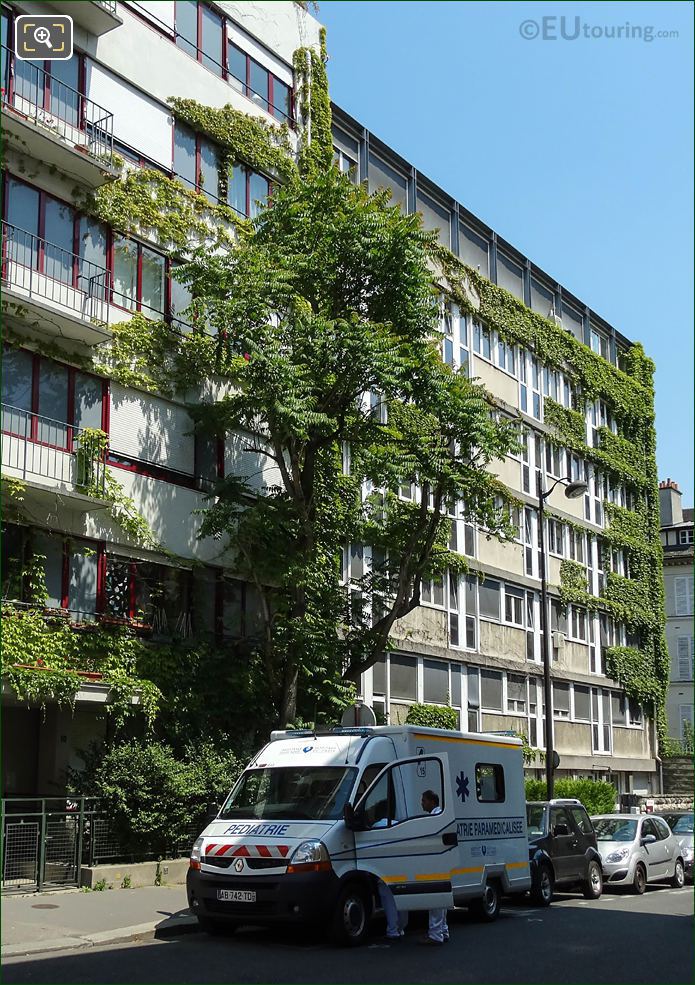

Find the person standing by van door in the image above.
[{"left": 419, "top": 790, "right": 450, "bottom": 946}]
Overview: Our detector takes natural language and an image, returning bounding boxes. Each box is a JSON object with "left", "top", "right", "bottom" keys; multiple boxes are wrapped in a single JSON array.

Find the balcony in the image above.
[
  {"left": 2, "top": 47, "right": 118, "bottom": 186},
  {"left": 45, "top": 1, "right": 123, "bottom": 37},
  {"left": 1, "top": 221, "right": 112, "bottom": 346},
  {"left": 1, "top": 404, "right": 107, "bottom": 505}
]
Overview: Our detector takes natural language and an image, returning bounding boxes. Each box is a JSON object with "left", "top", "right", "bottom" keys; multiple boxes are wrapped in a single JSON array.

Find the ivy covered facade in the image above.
[{"left": 1, "top": 0, "right": 663, "bottom": 797}]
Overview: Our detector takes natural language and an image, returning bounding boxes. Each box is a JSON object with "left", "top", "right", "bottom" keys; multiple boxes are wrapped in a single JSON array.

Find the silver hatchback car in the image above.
[{"left": 591, "top": 814, "right": 686, "bottom": 894}]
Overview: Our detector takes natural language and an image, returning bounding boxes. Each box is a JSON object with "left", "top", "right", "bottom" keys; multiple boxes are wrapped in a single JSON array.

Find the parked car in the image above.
[
  {"left": 591, "top": 814, "right": 685, "bottom": 893},
  {"left": 657, "top": 812, "right": 694, "bottom": 882},
  {"left": 526, "top": 799, "right": 603, "bottom": 905}
]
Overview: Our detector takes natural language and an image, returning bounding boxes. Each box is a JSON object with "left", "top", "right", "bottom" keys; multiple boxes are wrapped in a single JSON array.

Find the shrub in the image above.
[
  {"left": 406, "top": 703, "right": 458, "bottom": 730},
  {"left": 525, "top": 778, "right": 617, "bottom": 816},
  {"left": 69, "top": 738, "right": 244, "bottom": 856}
]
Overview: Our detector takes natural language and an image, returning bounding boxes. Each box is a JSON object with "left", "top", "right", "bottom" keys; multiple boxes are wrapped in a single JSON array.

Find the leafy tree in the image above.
[{"left": 123, "top": 168, "right": 518, "bottom": 727}]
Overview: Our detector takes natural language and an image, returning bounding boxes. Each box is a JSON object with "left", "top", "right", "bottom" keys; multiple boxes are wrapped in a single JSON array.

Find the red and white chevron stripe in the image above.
[{"left": 205, "top": 843, "right": 290, "bottom": 859}]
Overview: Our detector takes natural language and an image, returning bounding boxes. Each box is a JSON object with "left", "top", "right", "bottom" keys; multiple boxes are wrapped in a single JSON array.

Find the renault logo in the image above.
[{"left": 234, "top": 857, "right": 244, "bottom": 873}]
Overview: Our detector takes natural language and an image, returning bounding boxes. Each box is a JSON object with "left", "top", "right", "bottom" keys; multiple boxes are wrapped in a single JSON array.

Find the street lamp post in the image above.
[{"left": 537, "top": 473, "right": 588, "bottom": 799}]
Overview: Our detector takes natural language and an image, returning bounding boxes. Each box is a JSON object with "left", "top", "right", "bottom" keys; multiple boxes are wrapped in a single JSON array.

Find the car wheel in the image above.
[
  {"left": 670, "top": 858, "right": 685, "bottom": 888},
  {"left": 581, "top": 860, "right": 603, "bottom": 900},
  {"left": 632, "top": 863, "right": 647, "bottom": 895},
  {"left": 197, "top": 915, "right": 238, "bottom": 936},
  {"left": 329, "top": 883, "right": 370, "bottom": 947},
  {"left": 530, "top": 864, "right": 554, "bottom": 906},
  {"left": 470, "top": 881, "right": 501, "bottom": 922}
]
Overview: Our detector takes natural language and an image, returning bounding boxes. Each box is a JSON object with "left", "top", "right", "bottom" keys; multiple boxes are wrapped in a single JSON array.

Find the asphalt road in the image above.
[{"left": 3, "top": 885, "right": 693, "bottom": 984}]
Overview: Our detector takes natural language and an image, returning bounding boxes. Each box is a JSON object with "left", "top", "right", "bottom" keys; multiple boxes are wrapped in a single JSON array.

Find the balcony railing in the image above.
[
  {"left": 1, "top": 221, "right": 112, "bottom": 327},
  {"left": 1, "top": 404, "right": 107, "bottom": 497},
  {"left": 2, "top": 45, "right": 114, "bottom": 166}
]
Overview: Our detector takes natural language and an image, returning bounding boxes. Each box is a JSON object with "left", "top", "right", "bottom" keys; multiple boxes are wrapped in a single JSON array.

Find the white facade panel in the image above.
[
  {"left": 227, "top": 22, "right": 294, "bottom": 85},
  {"left": 225, "top": 431, "right": 282, "bottom": 492},
  {"left": 110, "top": 384, "right": 194, "bottom": 475},
  {"left": 86, "top": 61, "right": 172, "bottom": 168},
  {"left": 123, "top": 1, "right": 175, "bottom": 35}
]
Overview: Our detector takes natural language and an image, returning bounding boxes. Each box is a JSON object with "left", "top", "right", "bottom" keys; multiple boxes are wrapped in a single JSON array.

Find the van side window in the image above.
[
  {"left": 475, "top": 763, "right": 505, "bottom": 803},
  {"left": 356, "top": 763, "right": 387, "bottom": 801},
  {"left": 361, "top": 771, "right": 394, "bottom": 828},
  {"left": 570, "top": 807, "right": 593, "bottom": 836}
]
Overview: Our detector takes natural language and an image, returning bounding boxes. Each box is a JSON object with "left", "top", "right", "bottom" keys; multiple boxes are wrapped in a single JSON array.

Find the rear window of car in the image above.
[{"left": 570, "top": 807, "right": 593, "bottom": 835}]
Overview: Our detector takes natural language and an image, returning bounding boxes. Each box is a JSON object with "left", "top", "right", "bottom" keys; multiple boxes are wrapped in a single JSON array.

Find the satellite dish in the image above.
[{"left": 341, "top": 703, "right": 377, "bottom": 727}]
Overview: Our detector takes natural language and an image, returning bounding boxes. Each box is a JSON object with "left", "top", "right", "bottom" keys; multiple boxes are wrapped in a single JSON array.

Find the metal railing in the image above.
[
  {"left": 95, "top": 0, "right": 119, "bottom": 14},
  {"left": 1, "top": 221, "right": 112, "bottom": 326},
  {"left": 2, "top": 45, "right": 114, "bottom": 165},
  {"left": 1, "top": 403, "right": 107, "bottom": 496},
  {"left": 1, "top": 797, "right": 197, "bottom": 893}
]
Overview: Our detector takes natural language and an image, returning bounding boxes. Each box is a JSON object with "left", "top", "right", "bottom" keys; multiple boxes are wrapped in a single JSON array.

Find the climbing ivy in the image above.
[{"left": 293, "top": 27, "right": 333, "bottom": 176}]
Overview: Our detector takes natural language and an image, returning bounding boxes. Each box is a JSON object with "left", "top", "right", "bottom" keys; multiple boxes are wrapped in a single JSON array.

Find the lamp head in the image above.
[{"left": 564, "top": 480, "right": 588, "bottom": 500}]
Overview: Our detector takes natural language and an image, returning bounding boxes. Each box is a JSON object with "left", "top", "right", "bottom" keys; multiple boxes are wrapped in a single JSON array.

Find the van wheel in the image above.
[
  {"left": 581, "top": 860, "right": 603, "bottom": 899},
  {"left": 470, "top": 881, "right": 501, "bottom": 922},
  {"left": 632, "top": 863, "right": 646, "bottom": 895},
  {"left": 670, "top": 859, "right": 685, "bottom": 888},
  {"left": 530, "top": 864, "right": 554, "bottom": 906},
  {"left": 330, "top": 883, "right": 370, "bottom": 947}
]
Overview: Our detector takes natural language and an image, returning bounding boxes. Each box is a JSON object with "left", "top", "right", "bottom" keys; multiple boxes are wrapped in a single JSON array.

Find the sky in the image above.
[{"left": 317, "top": 0, "right": 694, "bottom": 503}]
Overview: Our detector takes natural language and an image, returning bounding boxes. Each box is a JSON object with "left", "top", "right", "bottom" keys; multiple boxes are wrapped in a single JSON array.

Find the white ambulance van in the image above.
[{"left": 187, "top": 725, "right": 530, "bottom": 945}]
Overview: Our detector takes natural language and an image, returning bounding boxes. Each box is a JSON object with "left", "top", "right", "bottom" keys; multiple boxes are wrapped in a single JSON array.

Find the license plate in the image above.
[{"left": 216, "top": 889, "right": 256, "bottom": 903}]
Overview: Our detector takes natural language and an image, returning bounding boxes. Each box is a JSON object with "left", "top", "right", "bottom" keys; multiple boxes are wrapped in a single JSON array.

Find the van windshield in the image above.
[{"left": 219, "top": 766, "right": 357, "bottom": 821}]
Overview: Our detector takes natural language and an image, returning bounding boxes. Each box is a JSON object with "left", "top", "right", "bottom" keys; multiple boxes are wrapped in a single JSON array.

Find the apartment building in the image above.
[
  {"left": 1, "top": 1, "right": 659, "bottom": 798},
  {"left": 659, "top": 480, "right": 694, "bottom": 740}
]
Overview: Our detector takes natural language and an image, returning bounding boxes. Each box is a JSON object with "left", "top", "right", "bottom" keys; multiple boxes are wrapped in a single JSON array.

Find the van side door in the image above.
[{"left": 349, "top": 754, "right": 456, "bottom": 911}]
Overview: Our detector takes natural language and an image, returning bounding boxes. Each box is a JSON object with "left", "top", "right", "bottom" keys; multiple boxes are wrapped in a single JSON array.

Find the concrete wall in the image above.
[{"left": 479, "top": 620, "right": 526, "bottom": 666}]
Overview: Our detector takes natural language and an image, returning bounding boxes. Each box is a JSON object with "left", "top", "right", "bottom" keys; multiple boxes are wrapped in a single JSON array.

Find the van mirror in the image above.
[
  {"left": 343, "top": 803, "right": 366, "bottom": 831},
  {"left": 205, "top": 802, "right": 221, "bottom": 825}
]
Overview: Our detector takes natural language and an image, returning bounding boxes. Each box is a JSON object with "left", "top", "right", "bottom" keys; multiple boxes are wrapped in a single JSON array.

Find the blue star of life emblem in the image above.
[{"left": 456, "top": 771, "right": 470, "bottom": 802}]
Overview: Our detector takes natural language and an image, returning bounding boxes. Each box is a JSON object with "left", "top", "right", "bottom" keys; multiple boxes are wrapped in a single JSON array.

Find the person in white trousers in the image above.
[{"left": 420, "top": 790, "right": 450, "bottom": 946}]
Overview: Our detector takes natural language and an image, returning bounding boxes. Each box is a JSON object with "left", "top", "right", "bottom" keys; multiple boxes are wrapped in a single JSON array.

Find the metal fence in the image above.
[
  {"left": 2, "top": 44, "right": 114, "bottom": 165},
  {"left": 1, "top": 403, "right": 107, "bottom": 496},
  {"left": 1, "top": 221, "right": 112, "bottom": 326},
  {"left": 1, "top": 798, "right": 197, "bottom": 894}
]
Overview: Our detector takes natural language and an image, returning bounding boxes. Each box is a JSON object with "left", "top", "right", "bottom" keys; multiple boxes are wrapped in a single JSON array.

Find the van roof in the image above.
[{"left": 270, "top": 725, "right": 523, "bottom": 746}]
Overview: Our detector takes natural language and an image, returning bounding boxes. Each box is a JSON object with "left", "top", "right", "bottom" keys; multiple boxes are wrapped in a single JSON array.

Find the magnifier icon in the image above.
[{"left": 33, "top": 26, "right": 53, "bottom": 48}]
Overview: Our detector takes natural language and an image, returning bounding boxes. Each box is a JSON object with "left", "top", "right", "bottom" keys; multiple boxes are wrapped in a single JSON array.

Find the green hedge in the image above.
[
  {"left": 406, "top": 703, "right": 458, "bottom": 730},
  {"left": 525, "top": 778, "right": 617, "bottom": 816}
]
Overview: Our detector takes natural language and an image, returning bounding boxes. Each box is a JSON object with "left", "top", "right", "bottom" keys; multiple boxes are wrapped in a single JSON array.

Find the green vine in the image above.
[{"left": 293, "top": 27, "right": 333, "bottom": 176}]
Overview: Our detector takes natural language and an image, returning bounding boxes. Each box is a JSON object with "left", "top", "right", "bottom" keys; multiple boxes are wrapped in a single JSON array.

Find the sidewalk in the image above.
[{"left": 1, "top": 885, "right": 198, "bottom": 957}]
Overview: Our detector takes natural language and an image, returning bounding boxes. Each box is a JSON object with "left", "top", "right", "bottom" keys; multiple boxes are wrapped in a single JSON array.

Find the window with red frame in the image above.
[
  {"left": 1, "top": 346, "right": 107, "bottom": 449},
  {"left": 175, "top": 0, "right": 224, "bottom": 74},
  {"left": 173, "top": 121, "right": 221, "bottom": 204},
  {"left": 227, "top": 162, "right": 270, "bottom": 219},
  {"left": 104, "top": 555, "right": 189, "bottom": 631},
  {"left": 227, "top": 41, "right": 292, "bottom": 123}
]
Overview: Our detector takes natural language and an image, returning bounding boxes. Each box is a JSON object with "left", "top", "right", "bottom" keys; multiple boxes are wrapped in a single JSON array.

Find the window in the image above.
[
  {"left": 504, "top": 585, "right": 524, "bottom": 626},
  {"left": 173, "top": 122, "right": 220, "bottom": 202},
  {"left": 547, "top": 518, "right": 564, "bottom": 557},
  {"left": 677, "top": 637, "right": 694, "bottom": 681},
  {"left": 459, "top": 223, "right": 489, "bottom": 276},
  {"left": 421, "top": 574, "right": 444, "bottom": 608},
  {"left": 423, "top": 659, "right": 449, "bottom": 704},
  {"left": 507, "top": 674, "right": 526, "bottom": 714},
  {"left": 551, "top": 599, "right": 567, "bottom": 634},
  {"left": 679, "top": 529, "right": 694, "bottom": 545},
  {"left": 574, "top": 685, "right": 591, "bottom": 721},
  {"left": 497, "top": 337, "right": 516, "bottom": 376},
  {"left": 473, "top": 322, "right": 492, "bottom": 360},
  {"left": 227, "top": 163, "right": 270, "bottom": 218},
  {"left": 611, "top": 692, "right": 627, "bottom": 726},
  {"left": 475, "top": 763, "right": 505, "bottom": 802},
  {"left": 530, "top": 278, "right": 555, "bottom": 317},
  {"left": 562, "top": 304, "right": 584, "bottom": 342},
  {"left": 479, "top": 579, "right": 501, "bottom": 620},
  {"left": 112, "top": 238, "right": 166, "bottom": 317},
  {"left": 368, "top": 153, "right": 408, "bottom": 210},
  {"left": 553, "top": 682, "right": 570, "bottom": 718},
  {"left": 570, "top": 807, "right": 593, "bottom": 836},
  {"left": 480, "top": 670, "right": 503, "bottom": 711},
  {"left": 417, "top": 192, "right": 450, "bottom": 248},
  {"left": 591, "top": 327, "right": 610, "bottom": 362},
  {"left": 674, "top": 576, "right": 694, "bottom": 616},
  {"left": 2, "top": 347, "right": 105, "bottom": 448},
  {"left": 389, "top": 654, "right": 417, "bottom": 701},
  {"left": 496, "top": 253, "right": 524, "bottom": 300},
  {"left": 628, "top": 699, "right": 642, "bottom": 726},
  {"left": 545, "top": 442, "right": 563, "bottom": 480},
  {"left": 176, "top": 0, "right": 223, "bottom": 75},
  {"left": 227, "top": 41, "right": 294, "bottom": 122},
  {"left": 568, "top": 605, "right": 588, "bottom": 642}
]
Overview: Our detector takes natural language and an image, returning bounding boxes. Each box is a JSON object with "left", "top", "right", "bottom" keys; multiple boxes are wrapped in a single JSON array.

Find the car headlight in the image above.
[
  {"left": 682, "top": 846, "right": 694, "bottom": 862},
  {"left": 189, "top": 836, "right": 205, "bottom": 870},
  {"left": 605, "top": 848, "right": 629, "bottom": 863},
  {"left": 287, "top": 840, "right": 331, "bottom": 873}
]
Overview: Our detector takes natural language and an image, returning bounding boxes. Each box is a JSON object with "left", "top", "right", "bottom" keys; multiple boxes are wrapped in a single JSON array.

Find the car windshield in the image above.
[
  {"left": 526, "top": 805, "right": 546, "bottom": 837},
  {"left": 663, "top": 814, "right": 694, "bottom": 835},
  {"left": 219, "top": 766, "right": 357, "bottom": 821},
  {"left": 593, "top": 818, "right": 637, "bottom": 842}
]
